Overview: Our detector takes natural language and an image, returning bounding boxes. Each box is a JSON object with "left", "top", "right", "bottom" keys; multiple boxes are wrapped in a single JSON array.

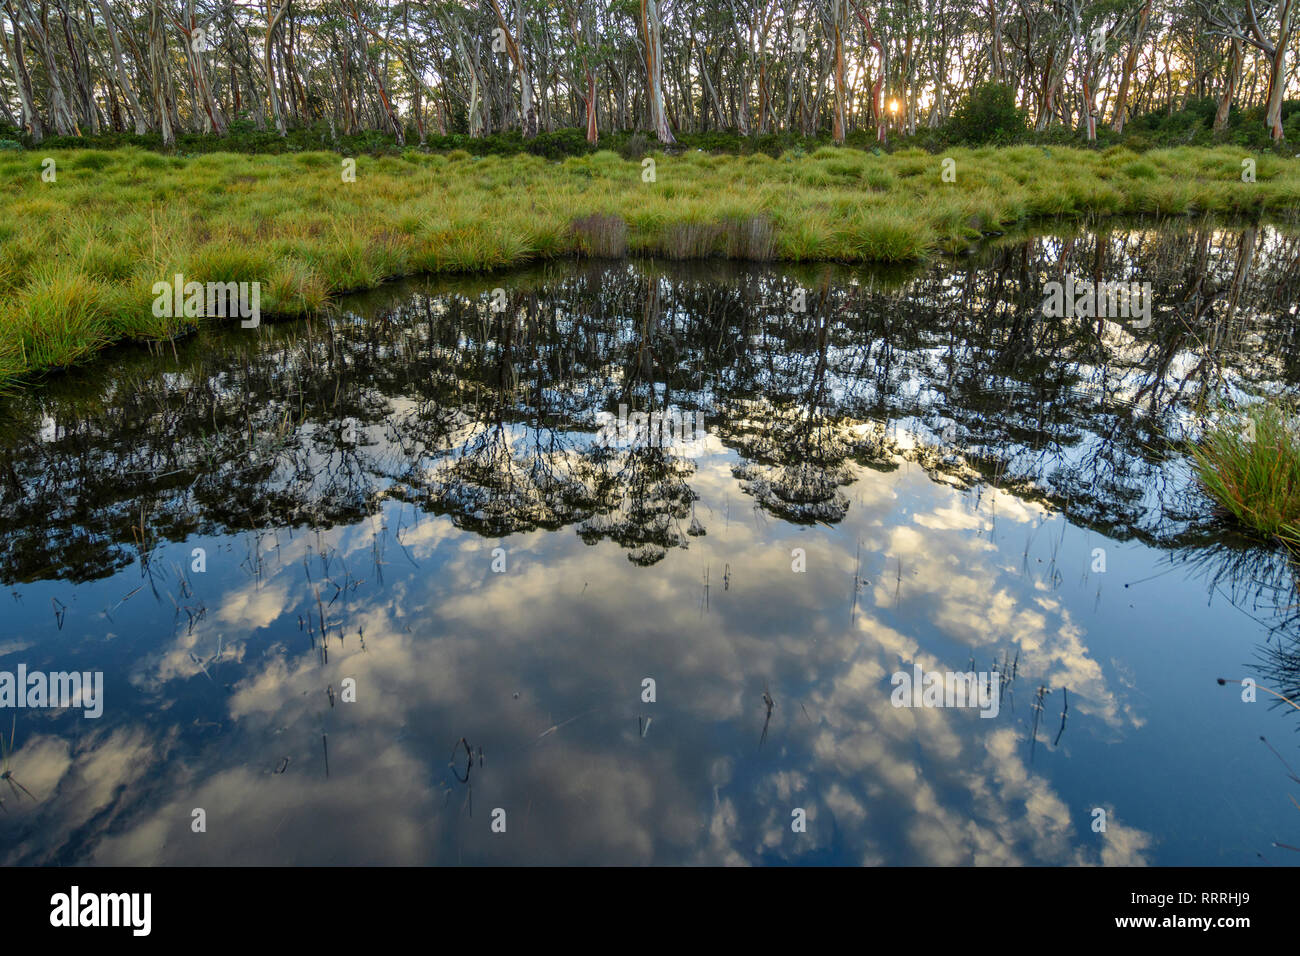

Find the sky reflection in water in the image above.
[{"left": 1, "top": 221, "right": 1298, "bottom": 865}]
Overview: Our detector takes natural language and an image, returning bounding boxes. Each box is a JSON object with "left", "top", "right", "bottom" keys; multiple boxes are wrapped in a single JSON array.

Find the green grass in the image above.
[
  {"left": 1190, "top": 400, "right": 1300, "bottom": 545},
  {"left": 2, "top": 143, "right": 1298, "bottom": 384}
]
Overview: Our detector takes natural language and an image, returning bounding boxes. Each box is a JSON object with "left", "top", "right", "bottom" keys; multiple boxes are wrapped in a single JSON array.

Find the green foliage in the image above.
[
  {"left": 524, "top": 128, "right": 596, "bottom": 159},
  {"left": 616, "top": 132, "right": 649, "bottom": 160},
  {"left": 944, "top": 83, "right": 1027, "bottom": 145},
  {"left": 13, "top": 93, "right": 1299, "bottom": 163},
  {"left": 1121, "top": 97, "right": 1300, "bottom": 152}
]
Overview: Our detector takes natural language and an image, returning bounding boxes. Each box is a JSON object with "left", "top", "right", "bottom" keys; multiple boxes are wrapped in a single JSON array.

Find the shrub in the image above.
[
  {"left": 525, "top": 128, "right": 595, "bottom": 160},
  {"left": 617, "top": 132, "right": 650, "bottom": 160},
  {"left": 945, "top": 83, "right": 1027, "bottom": 145}
]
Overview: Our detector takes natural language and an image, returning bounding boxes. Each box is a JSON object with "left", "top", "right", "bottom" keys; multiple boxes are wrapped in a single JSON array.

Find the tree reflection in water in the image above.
[
  {"left": 3, "top": 218, "right": 1300, "bottom": 618},
  {"left": 4, "top": 219, "right": 1300, "bottom": 863}
]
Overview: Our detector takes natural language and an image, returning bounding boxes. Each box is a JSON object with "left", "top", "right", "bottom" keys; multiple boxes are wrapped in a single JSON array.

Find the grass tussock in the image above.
[
  {"left": 570, "top": 213, "right": 628, "bottom": 257},
  {"left": 1191, "top": 400, "right": 1300, "bottom": 544},
  {"left": 662, "top": 221, "right": 724, "bottom": 259},
  {"left": 1, "top": 144, "right": 1298, "bottom": 383},
  {"left": 724, "top": 215, "right": 776, "bottom": 260}
]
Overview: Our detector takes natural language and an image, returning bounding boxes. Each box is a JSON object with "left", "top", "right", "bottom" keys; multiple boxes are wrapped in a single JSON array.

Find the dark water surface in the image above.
[{"left": 2, "top": 219, "right": 1300, "bottom": 865}]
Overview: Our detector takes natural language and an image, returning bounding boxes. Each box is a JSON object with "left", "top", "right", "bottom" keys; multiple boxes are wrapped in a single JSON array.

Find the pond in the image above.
[{"left": 1, "top": 217, "right": 1298, "bottom": 865}]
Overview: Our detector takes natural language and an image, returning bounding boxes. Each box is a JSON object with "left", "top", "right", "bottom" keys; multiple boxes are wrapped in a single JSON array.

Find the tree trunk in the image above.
[
  {"left": 849, "top": 0, "right": 885, "bottom": 142},
  {"left": 15, "top": 0, "right": 80, "bottom": 135},
  {"left": 342, "top": 0, "right": 403, "bottom": 143},
  {"left": 830, "top": 0, "right": 846, "bottom": 143},
  {"left": 487, "top": 0, "right": 536, "bottom": 137},
  {"left": 265, "top": 0, "right": 289, "bottom": 136},
  {"left": 0, "top": 9, "right": 42, "bottom": 140},
  {"left": 1110, "top": 0, "right": 1149, "bottom": 133},
  {"left": 1264, "top": 0, "right": 1295, "bottom": 140},
  {"left": 1214, "top": 37, "right": 1242, "bottom": 132},
  {"left": 639, "top": 0, "right": 674, "bottom": 142},
  {"left": 148, "top": 0, "right": 174, "bottom": 146},
  {"left": 95, "top": 0, "right": 147, "bottom": 134}
]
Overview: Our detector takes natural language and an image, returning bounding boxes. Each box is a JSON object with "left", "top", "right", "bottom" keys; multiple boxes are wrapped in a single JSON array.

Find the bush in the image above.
[
  {"left": 1284, "top": 111, "right": 1300, "bottom": 144},
  {"left": 9, "top": 109, "right": 1287, "bottom": 160},
  {"left": 944, "top": 82, "right": 1027, "bottom": 145},
  {"left": 525, "top": 127, "right": 595, "bottom": 159},
  {"left": 617, "top": 132, "right": 649, "bottom": 160}
]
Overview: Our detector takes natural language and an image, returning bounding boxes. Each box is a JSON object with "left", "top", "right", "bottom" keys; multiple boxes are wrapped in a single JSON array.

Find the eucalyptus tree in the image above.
[
  {"left": 1197, "top": 0, "right": 1297, "bottom": 139},
  {"left": 0, "top": 0, "right": 1295, "bottom": 144}
]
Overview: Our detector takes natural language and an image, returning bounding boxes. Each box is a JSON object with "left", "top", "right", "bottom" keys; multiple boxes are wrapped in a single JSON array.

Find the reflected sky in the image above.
[{"left": 1, "top": 220, "right": 1298, "bottom": 865}]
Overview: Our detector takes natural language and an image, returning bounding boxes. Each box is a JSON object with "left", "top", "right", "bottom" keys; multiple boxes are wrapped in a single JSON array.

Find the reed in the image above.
[{"left": 1190, "top": 400, "right": 1300, "bottom": 545}]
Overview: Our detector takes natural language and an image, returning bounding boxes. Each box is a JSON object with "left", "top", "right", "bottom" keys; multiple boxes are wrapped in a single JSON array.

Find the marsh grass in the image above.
[
  {"left": 2, "top": 144, "right": 1298, "bottom": 382},
  {"left": 723, "top": 215, "right": 776, "bottom": 260},
  {"left": 1191, "top": 400, "right": 1300, "bottom": 545},
  {"left": 570, "top": 213, "right": 628, "bottom": 257},
  {"left": 662, "top": 221, "right": 724, "bottom": 258}
]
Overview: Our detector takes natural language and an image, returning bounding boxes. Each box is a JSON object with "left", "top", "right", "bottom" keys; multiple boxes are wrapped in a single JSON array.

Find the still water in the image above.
[{"left": 1, "top": 219, "right": 1298, "bottom": 864}]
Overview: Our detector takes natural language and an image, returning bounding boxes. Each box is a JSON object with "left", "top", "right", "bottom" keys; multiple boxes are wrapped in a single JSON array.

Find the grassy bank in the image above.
[{"left": 1, "top": 143, "right": 1298, "bottom": 385}]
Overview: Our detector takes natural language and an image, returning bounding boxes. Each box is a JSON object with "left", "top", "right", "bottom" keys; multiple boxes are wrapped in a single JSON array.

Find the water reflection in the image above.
[{"left": 1, "top": 218, "right": 1298, "bottom": 864}]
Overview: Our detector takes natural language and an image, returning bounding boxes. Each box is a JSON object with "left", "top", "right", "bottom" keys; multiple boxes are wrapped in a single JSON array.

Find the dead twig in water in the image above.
[
  {"left": 535, "top": 710, "right": 594, "bottom": 745},
  {"left": 0, "top": 717, "right": 35, "bottom": 803},
  {"left": 1217, "top": 678, "right": 1300, "bottom": 713},
  {"left": 1029, "top": 685, "right": 1048, "bottom": 763},
  {"left": 1053, "top": 688, "right": 1068, "bottom": 747},
  {"left": 760, "top": 683, "right": 775, "bottom": 748},
  {"left": 450, "top": 737, "right": 474, "bottom": 782}
]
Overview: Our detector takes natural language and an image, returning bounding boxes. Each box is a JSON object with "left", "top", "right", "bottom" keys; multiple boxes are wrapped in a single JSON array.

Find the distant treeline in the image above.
[
  {"left": 4, "top": 91, "right": 1296, "bottom": 157},
  {"left": 1, "top": 1, "right": 1298, "bottom": 152}
]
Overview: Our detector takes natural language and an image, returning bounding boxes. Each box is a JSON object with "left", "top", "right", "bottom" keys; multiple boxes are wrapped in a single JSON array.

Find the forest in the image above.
[{"left": 0, "top": 0, "right": 1297, "bottom": 152}]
